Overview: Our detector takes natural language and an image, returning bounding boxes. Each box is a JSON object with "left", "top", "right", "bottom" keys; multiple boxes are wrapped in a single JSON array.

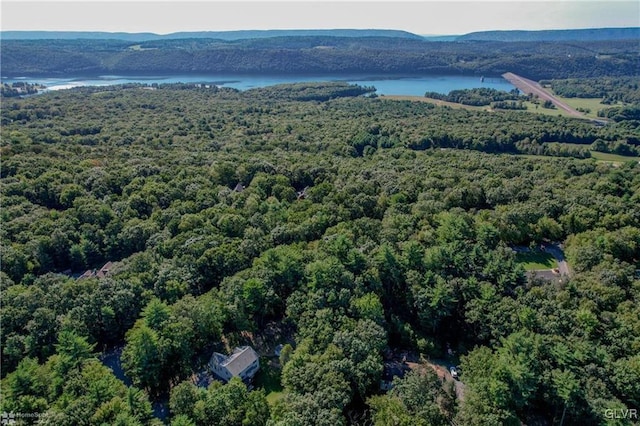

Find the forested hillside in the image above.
[
  {"left": 1, "top": 83, "right": 639, "bottom": 425},
  {"left": 2, "top": 36, "right": 638, "bottom": 79},
  {"left": 542, "top": 77, "right": 640, "bottom": 104},
  {"left": 457, "top": 27, "right": 640, "bottom": 42},
  {"left": 0, "top": 29, "right": 424, "bottom": 42}
]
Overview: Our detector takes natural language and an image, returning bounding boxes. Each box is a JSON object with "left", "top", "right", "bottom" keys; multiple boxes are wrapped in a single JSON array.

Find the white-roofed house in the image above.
[{"left": 208, "top": 346, "right": 260, "bottom": 383}]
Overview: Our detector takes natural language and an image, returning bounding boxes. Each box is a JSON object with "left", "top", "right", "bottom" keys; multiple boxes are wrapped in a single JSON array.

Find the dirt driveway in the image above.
[{"left": 421, "top": 359, "right": 466, "bottom": 402}]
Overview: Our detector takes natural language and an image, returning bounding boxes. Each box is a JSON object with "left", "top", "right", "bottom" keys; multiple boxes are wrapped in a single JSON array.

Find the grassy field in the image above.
[
  {"left": 516, "top": 250, "right": 556, "bottom": 270},
  {"left": 550, "top": 93, "right": 629, "bottom": 121},
  {"left": 381, "top": 95, "right": 577, "bottom": 119},
  {"left": 535, "top": 143, "right": 638, "bottom": 164},
  {"left": 544, "top": 142, "right": 588, "bottom": 150},
  {"left": 266, "top": 391, "right": 284, "bottom": 405},
  {"left": 590, "top": 151, "right": 640, "bottom": 163},
  {"left": 519, "top": 101, "right": 571, "bottom": 117},
  {"left": 380, "top": 95, "right": 591, "bottom": 119},
  {"left": 515, "top": 152, "right": 638, "bottom": 166},
  {"left": 379, "top": 95, "right": 638, "bottom": 165},
  {"left": 553, "top": 96, "right": 606, "bottom": 119},
  {"left": 254, "top": 358, "right": 284, "bottom": 405},
  {"left": 379, "top": 94, "right": 627, "bottom": 127}
]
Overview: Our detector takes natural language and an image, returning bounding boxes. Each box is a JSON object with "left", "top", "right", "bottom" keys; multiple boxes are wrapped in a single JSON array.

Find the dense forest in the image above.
[
  {"left": 457, "top": 27, "right": 640, "bottom": 42},
  {"left": 424, "top": 88, "right": 526, "bottom": 107},
  {"left": 0, "top": 82, "right": 43, "bottom": 98},
  {"left": 539, "top": 77, "right": 640, "bottom": 127},
  {"left": 2, "top": 36, "right": 639, "bottom": 79},
  {"left": 0, "top": 27, "right": 640, "bottom": 42},
  {"left": 542, "top": 77, "right": 640, "bottom": 104},
  {"left": 4, "top": 27, "right": 636, "bottom": 42},
  {"left": 1, "top": 82, "right": 639, "bottom": 425},
  {"left": 0, "top": 29, "right": 424, "bottom": 42}
]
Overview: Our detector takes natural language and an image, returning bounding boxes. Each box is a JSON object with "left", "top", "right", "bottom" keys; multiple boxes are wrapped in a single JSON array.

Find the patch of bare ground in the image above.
[
  {"left": 423, "top": 358, "right": 466, "bottom": 402},
  {"left": 221, "top": 321, "right": 296, "bottom": 358},
  {"left": 386, "top": 350, "right": 466, "bottom": 403}
]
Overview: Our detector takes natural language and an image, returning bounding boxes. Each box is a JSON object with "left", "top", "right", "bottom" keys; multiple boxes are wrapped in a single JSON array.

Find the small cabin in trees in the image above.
[
  {"left": 296, "top": 186, "right": 309, "bottom": 200},
  {"left": 77, "top": 261, "right": 114, "bottom": 280},
  {"left": 209, "top": 346, "right": 260, "bottom": 383}
]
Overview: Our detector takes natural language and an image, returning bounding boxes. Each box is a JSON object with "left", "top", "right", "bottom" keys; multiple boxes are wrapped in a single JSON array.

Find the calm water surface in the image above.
[{"left": 4, "top": 74, "right": 515, "bottom": 96}]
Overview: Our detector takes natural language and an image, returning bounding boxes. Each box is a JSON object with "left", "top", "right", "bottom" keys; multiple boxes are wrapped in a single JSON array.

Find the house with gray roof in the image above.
[
  {"left": 78, "top": 261, "right": 114, "bottom": 280},
  {"left": 209, "top": 346, "right": 260, "bottom": 383}
]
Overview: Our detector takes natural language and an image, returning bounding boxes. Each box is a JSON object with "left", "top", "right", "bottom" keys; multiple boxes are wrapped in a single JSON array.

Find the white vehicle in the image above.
[{"left": 449, "top": 366, "right": 459, "bottom": 380}]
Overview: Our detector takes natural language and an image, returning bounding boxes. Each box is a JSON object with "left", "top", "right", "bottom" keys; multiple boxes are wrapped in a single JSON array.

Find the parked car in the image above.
[{"left": 449, "top": 366, "right": 459, "bottom": 380}]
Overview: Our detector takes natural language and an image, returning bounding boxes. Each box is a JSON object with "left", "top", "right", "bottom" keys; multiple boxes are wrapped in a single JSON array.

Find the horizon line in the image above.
[{"left": 2, "top": 25, "right": 639, "bottom": 37}]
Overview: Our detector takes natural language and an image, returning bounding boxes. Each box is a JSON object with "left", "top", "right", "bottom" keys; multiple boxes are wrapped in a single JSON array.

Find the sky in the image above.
[{"left": 2, "top": 1, "right": 639, "bottom": 35}]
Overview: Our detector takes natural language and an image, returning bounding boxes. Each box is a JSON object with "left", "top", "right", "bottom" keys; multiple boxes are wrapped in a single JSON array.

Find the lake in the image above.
[{"left": 3, "top": 74, "right": 515, "bottom": 96}]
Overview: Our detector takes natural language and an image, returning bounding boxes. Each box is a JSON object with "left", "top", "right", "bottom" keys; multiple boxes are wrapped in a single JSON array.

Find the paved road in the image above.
[
  {"left": 502, "top": 72, "right": 584, "bottom": 118},
  {"left": 545, "top": 243, "right": 572, "bottom": 277}
]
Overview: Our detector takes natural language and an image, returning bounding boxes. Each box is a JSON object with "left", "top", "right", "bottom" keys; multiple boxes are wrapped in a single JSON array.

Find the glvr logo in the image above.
[{"left": 604, "top": 409, "right": 638, "bottom": 419}]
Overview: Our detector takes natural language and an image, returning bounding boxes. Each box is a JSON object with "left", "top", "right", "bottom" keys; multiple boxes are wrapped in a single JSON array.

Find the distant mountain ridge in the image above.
[
  {"left": 0, "top": 29, "right": 423, "bottom": 41},
  {"left": 2, "top": 27, "right": 638, "bottom": 43},
  {"left": 3, "top": 27, "right": 638, "bottom": 80},
  {"left": 457, "top": 27, "right": 640, "bottom": 42}
]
